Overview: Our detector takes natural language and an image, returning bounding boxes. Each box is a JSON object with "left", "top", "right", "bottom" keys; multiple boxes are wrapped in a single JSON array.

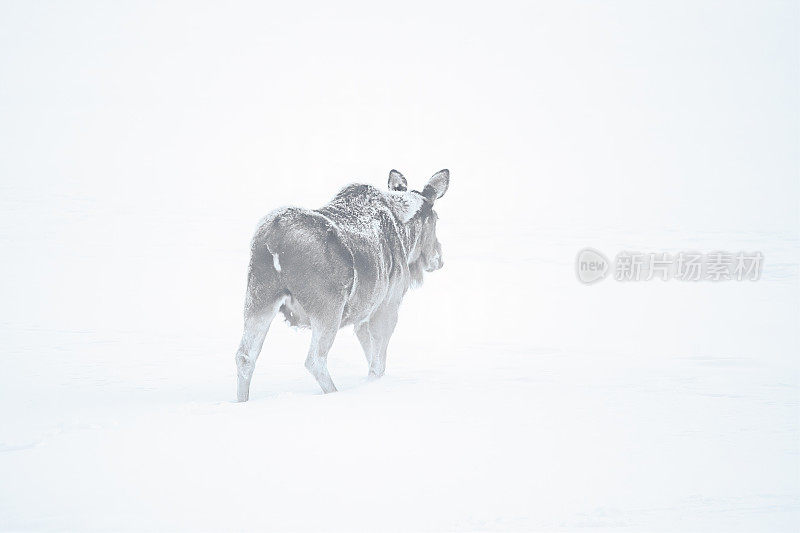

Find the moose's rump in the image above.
[
  {"left": 248, "top": 207, "right": 354, "bottom": 323},
  {"left": 248, "top": 204, "right": 397, "bottom": 328}
]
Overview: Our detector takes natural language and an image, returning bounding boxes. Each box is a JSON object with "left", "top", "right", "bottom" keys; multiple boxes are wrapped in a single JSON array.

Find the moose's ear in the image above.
[
  {"left": 423, "top": 169, "right": 449, "bottom": 201},
  {"left": 388, "top": 169, "right": 407, "bottom": 192}
]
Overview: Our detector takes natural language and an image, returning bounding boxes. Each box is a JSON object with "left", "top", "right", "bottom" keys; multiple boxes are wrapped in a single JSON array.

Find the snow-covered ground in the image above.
[
  {"left": 1, "top": 219, "right": 797, "bottom": 531},
  {"left": 1, "top": 1, "right": 798, "bottom": 531}
]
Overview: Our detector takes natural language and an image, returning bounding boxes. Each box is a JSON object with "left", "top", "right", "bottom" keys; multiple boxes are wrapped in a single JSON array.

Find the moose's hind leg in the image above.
[
  {"left": 355, "top": 322, "right": 373, "bottom": 368},
  {"left": 305, "top": 322, "right": 339, "bottom": 393},
  {"left": 236, "top": 296, "right": 284, "bottom": 402},
  {"left": 304, "top": 299, "right": 348, "bottom": 394},
  {"left": 367, "top": 303, "right": 399, "bottom": 379}
]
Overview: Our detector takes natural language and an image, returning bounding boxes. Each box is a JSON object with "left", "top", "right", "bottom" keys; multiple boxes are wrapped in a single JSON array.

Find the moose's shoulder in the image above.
[
  {"left": 323, "top": 183, "right": 399, "bottom": 216},
  {"left": 332, "top": 183, "right": 385, "bottom": 201}
]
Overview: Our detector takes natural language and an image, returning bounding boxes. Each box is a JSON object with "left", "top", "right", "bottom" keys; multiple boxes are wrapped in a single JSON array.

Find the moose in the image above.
[{"left": 235, "top": 169, "right": 450, "bottom": 401}]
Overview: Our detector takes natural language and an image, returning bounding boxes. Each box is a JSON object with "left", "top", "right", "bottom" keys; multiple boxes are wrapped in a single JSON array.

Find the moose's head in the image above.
[{"left": 387, "top": 169, "right": 449, "bottom": 286}]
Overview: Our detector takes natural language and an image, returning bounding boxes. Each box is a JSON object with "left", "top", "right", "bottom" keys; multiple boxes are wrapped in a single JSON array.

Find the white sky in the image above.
[
  {"left": 1, "top": 1, "right": 797, "bottom": 230},
  {"left": 0, "top": 1, "right": 797, "bottom": 332}
]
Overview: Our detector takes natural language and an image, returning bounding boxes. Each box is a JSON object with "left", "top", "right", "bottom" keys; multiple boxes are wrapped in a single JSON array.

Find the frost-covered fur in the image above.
[
  {"left": 235, "top": 169, "right": 449, "bottom": 400},
  {"left": 386, "top": 190, "right": 424, "bottom": 223}
]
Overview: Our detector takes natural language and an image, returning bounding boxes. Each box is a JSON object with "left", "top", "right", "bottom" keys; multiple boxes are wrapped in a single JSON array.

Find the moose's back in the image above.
[{"left": 316, "top": 184, "right": 410, "bottom": 324}]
